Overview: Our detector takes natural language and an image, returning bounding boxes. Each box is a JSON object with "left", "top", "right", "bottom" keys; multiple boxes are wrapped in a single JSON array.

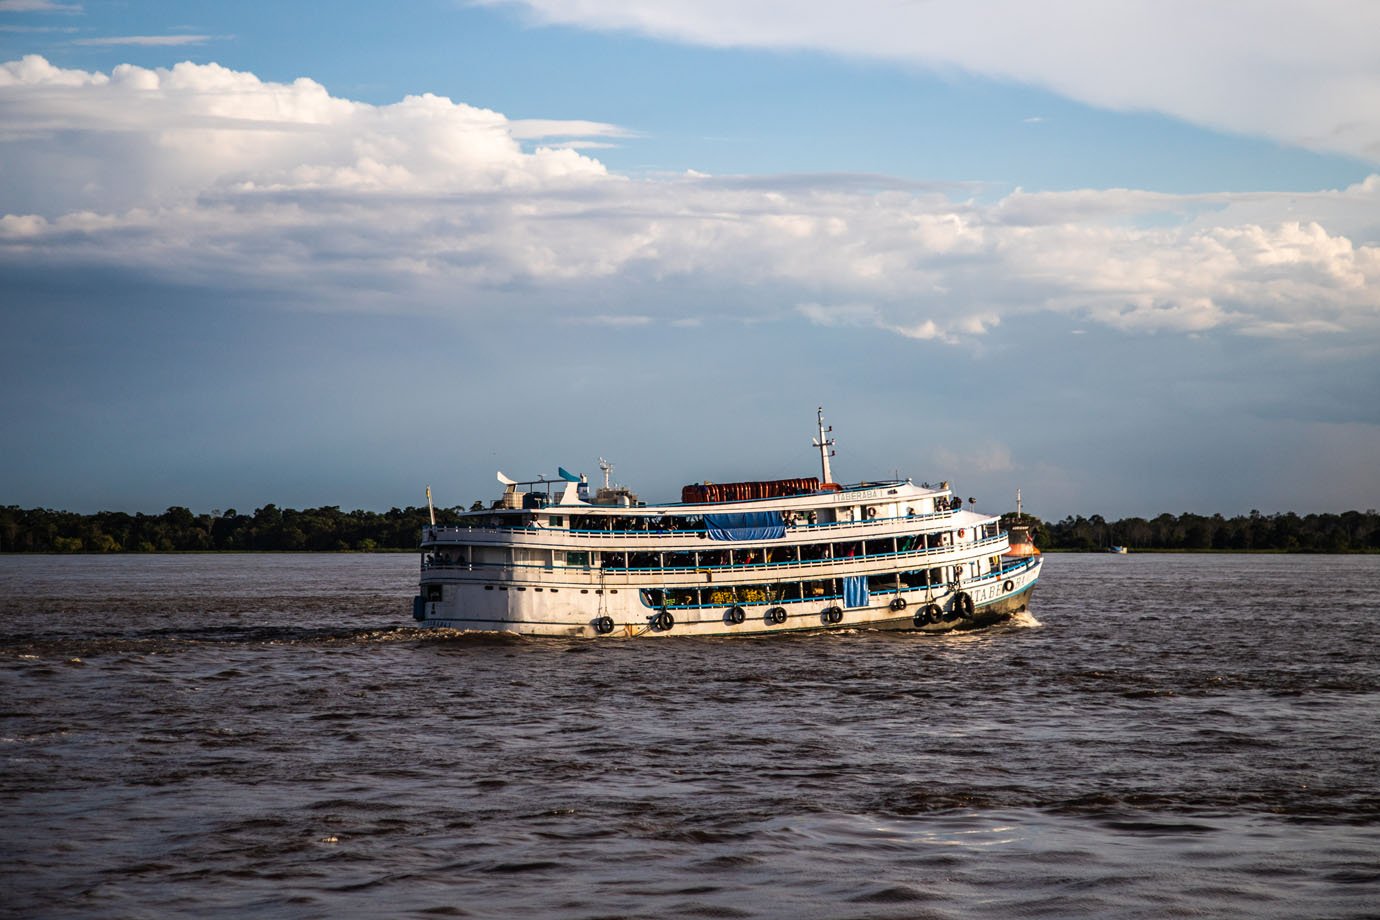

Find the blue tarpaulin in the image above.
[
  {"left": 844, "top": 575, "right": 869, "bottom": 608},
  {"left": 704, "top": 511, "right": 786, "bottom": 541}
]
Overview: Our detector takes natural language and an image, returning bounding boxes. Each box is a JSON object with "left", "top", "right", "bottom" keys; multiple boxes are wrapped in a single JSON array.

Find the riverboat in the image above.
[{"left": 412, "top": 410, "right": 1041, "bottom": 637}]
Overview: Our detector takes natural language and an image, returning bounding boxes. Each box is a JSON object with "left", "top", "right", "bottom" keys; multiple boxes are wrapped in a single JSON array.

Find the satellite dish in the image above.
[{"left": 496, "top": 471, "right": 517, "bottom": 486}]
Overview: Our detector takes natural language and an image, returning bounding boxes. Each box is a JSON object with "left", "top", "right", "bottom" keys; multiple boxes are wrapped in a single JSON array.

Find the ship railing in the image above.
[
  {"left": 423, "top": 508, "right": 972, "bottom": 542},
  {"left": 995, "top": 555, "right": 1039, "bottom": 577},
  {"left": 571, "top": 508, "right": 958, "bottom": 536},
  {"left": 421, "top": 532, "right": 1016, "bottom": 575},
  {"left": 635, "top": 554, "right": 1038, "bottom": 611},
  {"left": 601, "top": 532, "right": 1009, "bottom": 575}
]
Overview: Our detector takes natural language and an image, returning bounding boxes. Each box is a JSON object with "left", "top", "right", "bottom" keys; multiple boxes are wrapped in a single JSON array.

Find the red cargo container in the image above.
[{"left": 680, "top": 477, "right": 824, "bottom": 504}]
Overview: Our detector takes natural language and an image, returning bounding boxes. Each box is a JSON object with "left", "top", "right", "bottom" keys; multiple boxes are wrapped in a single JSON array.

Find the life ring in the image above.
[
  {"left": 822, "top": 606, "right": 843, "bottom": 624},
  {"left": 866, "top": 507, "right": 877, "bottom": 519},
  {"left": 889, "top": 597, "right": 907, "bottom": 612},
  {"left": 1003, "top": 579, "right": 1014, "bottom": 593},
  {"left": 594, "top": 616, "right": 615, "bottom": 635},
  {"left": 953, "top": 591, "right": 975, "bottom": 619},
  {"left": 726, "top": 605, "right": 746, "bottom": 625},
  {"left": 958, "top": 528, "right": 965, "bottom": 538},
  {"left": 652, "top": 611, "right": 675, "bottom": 631},
  {"left": 766, "top": 607, "right": 787, "bottom": 625}
]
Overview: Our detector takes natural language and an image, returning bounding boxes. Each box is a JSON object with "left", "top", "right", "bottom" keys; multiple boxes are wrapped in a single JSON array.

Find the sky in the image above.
[{"left": 2, "top": 0, "right": 1378, "bottom": 521}]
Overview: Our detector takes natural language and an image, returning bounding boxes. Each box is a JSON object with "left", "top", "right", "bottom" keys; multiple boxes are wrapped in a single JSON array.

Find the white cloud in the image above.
[
  {"left": 0, "top": 0, "right": 81, "bottom": 11},
  {"left": 0, "top": 55, "right": 609, "bottom": 213},
  {"left": 0, "top": 56, "right": 1377, "bottom": 347},
  {"left": 479, "top": 0, "right": 1380, "bottom": 165},
  {"left": 507, "top": 118, "right": 634, "bottom": 141},
  {"left": 72, "top": 34, "right": 216, "bottom": 47},
  {"left": 567, "top": 314, "right": 654, "bottom": 327}
]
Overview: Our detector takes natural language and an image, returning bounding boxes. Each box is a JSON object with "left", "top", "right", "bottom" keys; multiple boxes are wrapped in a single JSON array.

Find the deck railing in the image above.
[
  {"left": 422, "top": 508, "right": 967, "bottom": 543},
  {"left": 634, "top": 555, "right": 1041, "bottom": 610},
  {"left": 422, "top": 531, "right": 1015, "bottom": 578}
]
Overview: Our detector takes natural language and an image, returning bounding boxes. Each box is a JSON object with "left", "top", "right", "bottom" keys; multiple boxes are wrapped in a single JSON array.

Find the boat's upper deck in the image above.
[{"left": 423, "top": 478, "right": 1000, "bottom": 549}]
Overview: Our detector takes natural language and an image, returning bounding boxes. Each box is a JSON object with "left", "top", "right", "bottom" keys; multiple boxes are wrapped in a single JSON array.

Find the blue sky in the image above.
[{"left": 2, "top": 0, "right": 1378, "bottom": 519}]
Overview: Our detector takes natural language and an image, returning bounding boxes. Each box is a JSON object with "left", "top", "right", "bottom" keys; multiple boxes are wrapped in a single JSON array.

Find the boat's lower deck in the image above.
[{"left": 414, "top": 557, "right": 1041, "bottom": 638}]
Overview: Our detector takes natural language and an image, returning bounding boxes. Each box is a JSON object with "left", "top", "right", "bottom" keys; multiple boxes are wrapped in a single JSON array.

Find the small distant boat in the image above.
[
  {"left": 1002, "top": 489, "right": 1041, "bottom": 560},
  {"left": 1107, "top": 545, "right": 1129, "bottom": 554}
]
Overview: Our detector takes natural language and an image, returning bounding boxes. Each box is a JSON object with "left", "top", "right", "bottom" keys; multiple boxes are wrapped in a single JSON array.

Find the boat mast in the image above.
[
  {"left": 813, "top": 406, "right": 836, "bottom": 484},
  {"left": 598, "top": 457, "right": 613, "bottom": 490}
]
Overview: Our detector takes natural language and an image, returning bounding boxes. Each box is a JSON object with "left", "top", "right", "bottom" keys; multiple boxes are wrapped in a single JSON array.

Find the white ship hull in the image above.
[{"left": 418, "top": 558, "right": 1040, "bottom": 638}]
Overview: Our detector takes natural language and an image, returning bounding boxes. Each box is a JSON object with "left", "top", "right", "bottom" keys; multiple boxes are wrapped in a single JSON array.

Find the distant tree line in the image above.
[
  {"left": 1, "top": 504, "right": 1377, "bottom": 553},
  {"left": 1003, "top": 509, "right": 1380, "bottom": 553},
  {"left": 0, "top": 504, "right": 468, "bottom": 553}
]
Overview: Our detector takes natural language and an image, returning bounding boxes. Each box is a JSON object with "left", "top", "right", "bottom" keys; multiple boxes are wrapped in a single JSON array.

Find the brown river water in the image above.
[{"left": 2, "top": 552, "right": 1378, "bottom": 918}]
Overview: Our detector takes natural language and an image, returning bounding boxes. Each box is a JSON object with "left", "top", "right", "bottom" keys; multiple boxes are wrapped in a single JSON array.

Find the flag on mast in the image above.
[{"left": 426, "top": 485, "right": 435, "bottom": 526}]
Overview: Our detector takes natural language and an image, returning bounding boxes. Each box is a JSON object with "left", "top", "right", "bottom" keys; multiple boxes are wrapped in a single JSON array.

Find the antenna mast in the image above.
[
  {"left": 598, "top": 457, "right": 614, "bottom": 490},
  {"left": 812, "top": 406, "right": 836, "bottom": 484}
]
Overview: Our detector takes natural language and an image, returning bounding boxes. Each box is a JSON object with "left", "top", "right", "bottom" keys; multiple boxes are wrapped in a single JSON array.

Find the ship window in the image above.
[
  {"left": 426, "top": 585, "right": 443, "bottom": 601},
  {"left": 610, "top": 589, "right": 618, "bottom": 594},
  {"left": 566, "top": 551, "right": 590, "bottom": 567},
  {"left": 484, "top": 585, "right": 494, "bottom": 590},
  {"left": 517, "top": 586, "right": 526, "bottom": 591},
  {"left": 581, "top": 589, "right": 589, "bottom": 594},
  {"left": 500, "top": 586, "right": 508, "bottom": 591}
]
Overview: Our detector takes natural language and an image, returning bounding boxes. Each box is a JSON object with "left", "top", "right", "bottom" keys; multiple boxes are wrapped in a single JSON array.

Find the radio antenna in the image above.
[{"left": 812, "top": 407, "right": 836, "bottom": 484}]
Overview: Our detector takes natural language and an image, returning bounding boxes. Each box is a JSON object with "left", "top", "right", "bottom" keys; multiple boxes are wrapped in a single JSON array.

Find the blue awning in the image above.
[{"left": 704, "top": 511, "right": 786, "bottom": 541}]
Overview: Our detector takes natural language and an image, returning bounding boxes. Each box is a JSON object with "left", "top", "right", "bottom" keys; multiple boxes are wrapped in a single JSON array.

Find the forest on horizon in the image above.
[{"left": 2, "top": 504, "right": 1377, "bottom": 554}]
